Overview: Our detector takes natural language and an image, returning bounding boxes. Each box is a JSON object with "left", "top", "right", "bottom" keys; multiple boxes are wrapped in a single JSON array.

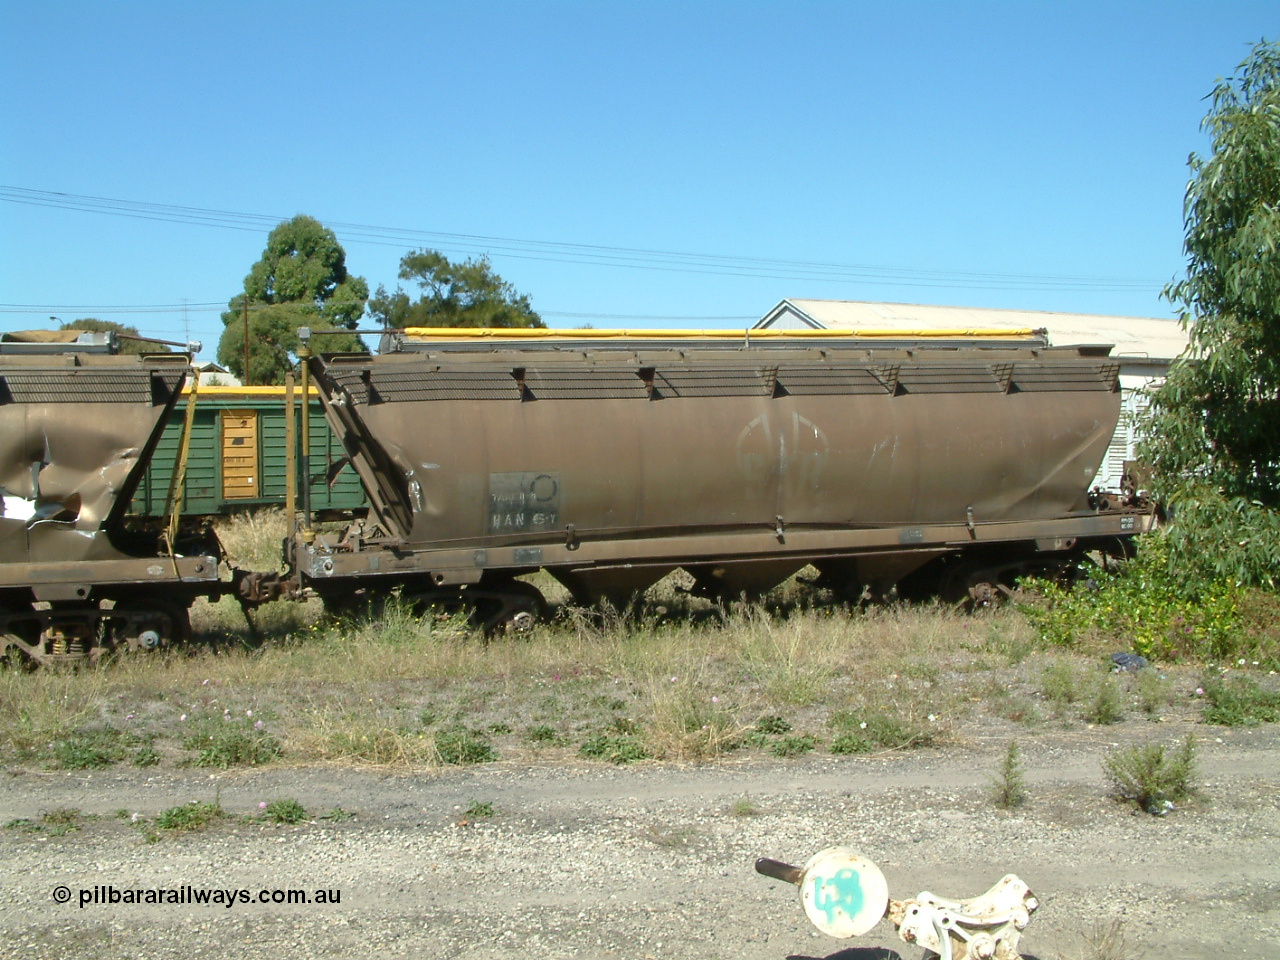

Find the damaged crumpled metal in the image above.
[{"left": 0, "top": 354, "right": 185, "bottom": 566}]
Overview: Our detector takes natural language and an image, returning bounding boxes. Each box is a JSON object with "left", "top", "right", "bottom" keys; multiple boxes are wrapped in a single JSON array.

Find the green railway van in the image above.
[{"left": 130, "top": 386, "right": 367, "bottom": 518}]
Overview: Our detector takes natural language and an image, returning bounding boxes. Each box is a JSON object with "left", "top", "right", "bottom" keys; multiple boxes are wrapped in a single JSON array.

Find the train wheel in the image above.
[
  {"left": 940, "top": 561, "right": 1014, "bottom": 612},
  {"left": 479, "top": 580, "right": 549, "bottom": 636},
  {"left": 400, "top": 581, "right": 549, "bottom": 636},
  {"left": 109, "top": 599, "right": 192, "bottom": 654}
]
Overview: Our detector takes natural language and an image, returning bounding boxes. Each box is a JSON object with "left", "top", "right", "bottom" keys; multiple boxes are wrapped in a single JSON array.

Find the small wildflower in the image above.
[
  {"left": 927, "top": 714, "right": 937, "bottom": 722},
  {"left": 246, "top": 710, "right": 253, "bottom": 718},
  {"left": 130, "top": 812, "right": 139, "bottom": 823},
  {"left": 126, "top": 714, "right": 135, "bottom": 721},
  {"left": 711, "top": 696, "right": 720, "bottom": 704},
  {"left": 179, "top": 714, "right": 187, "bottom": 721},
  {"left": 202, "top": 679, "right": 210, "bottom": 686},
  {"left": 1195, "top": 687, "right": 1205, "bottom": 697},
  {"left": 259, "top": 802, "right": 267, "bottom": 810},
  {"left": 1239, "top": 658, "right": 1247, "bottom": 666},
  {"left": 254, "top": 720, "right": 263, "bottom": 730},
  {"left": 859, "top": 721, "right": 867, "bottom": 729}
]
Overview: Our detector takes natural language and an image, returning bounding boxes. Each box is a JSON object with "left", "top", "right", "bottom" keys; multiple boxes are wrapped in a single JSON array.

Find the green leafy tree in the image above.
[
  {"left": 57, "top": 318, "right": 171, "bottom": 354},
  {"left": 1141, "top": 39, "right": 1280, "bottom": 588},
  {"left": 367, "top": 249, "right": 543, "bottom": 330},
  {"left": 217, "top": 216, "right": 368, "bottom": 384}
]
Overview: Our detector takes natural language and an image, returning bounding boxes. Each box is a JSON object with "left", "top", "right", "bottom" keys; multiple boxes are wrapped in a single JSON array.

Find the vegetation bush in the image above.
[
  {"left": 181, "top": 718, "right": 282, "bottom": 768},
  {"left": 261, "top": 798, "right": 307, "bottom": 824},
  {"left": 433, "top": 728, "right": 497, "bottom": 765},
  {"left": 5, "top": 808, "right": 87, "bottom": 837},
  {"left": 1102, "top": 736, "right": 1198, "bottom": 814},
  {"left": 1201, "top": 675, "right": 1280, "bottom": 726},
  {"left": 1083, "top": 677, "right": 1125, "bottom": 726},
  {"left": 157, "top": 801, "right": 225, "bottom": 831},
  {"left": 53, "top": 727, "right": 144, "bottom": 770},
  {"left": 579, "top": 733, "right": 648, "bottom": 764},
  {"left": 1138, "top": 41, "right": 1280, "bottom": 591},
  {"left": 526, "top": 724, "right": 568, "bottom": 745},
  {"left": 770, "top": 734, "right": 817, "bottom": 758},
  {"left": 1020, "top": 532, "right": 1275, "bottom": 664},
  {"left": 990, "top": 741, "right": 1028, "bottom": 809},
  {"left": 828, "top": 710, "right": 935, "bottom": 754}
]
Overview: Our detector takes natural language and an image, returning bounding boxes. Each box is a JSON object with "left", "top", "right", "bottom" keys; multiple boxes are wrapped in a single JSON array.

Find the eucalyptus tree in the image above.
[
  {"left": 1142, "top": 39, "right": 1280, "bottom": 586},
  {"left": 217, "top": 215, "right": 368, "bottom": 385}
]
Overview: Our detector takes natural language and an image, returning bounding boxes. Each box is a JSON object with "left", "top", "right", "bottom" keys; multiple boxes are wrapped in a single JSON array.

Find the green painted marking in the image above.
[{"left": 810, "top": 867, "right": 865, "bottom": 926}]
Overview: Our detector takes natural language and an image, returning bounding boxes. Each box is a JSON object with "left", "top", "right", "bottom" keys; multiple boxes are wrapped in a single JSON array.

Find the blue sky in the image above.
[{"left": 0, "top": 2, "right": 1275, "bottom": 360}]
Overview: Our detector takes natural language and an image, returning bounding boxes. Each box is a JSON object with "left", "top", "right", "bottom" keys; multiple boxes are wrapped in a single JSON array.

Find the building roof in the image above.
[{"left": 757, "top": 299, "right": 1190, "bottom": 360}]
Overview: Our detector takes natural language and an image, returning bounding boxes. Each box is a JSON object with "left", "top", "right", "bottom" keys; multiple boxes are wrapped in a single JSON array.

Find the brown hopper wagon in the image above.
[
  {"left": 0, "top": 326, "right": 1156, "bottom": 661},
  {"left": 0, "top": 332, "right": 229, "bottom": 664},
  {"left": 286, "top": 327, "right": 1155, "bottom": 631}
]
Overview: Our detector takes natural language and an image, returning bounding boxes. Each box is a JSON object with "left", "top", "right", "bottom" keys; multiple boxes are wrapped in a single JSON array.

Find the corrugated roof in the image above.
[{"left": 758, "top": 299, "right": 1190, "bottom": 360}]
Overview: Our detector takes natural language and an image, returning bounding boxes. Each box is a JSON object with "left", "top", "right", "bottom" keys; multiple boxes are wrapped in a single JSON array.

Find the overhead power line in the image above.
[
  {"left": 0, "top": 301, "right": 756, "bottom": 324},
  {"left": 0, "top": 185, "right": 1164, "bottom": 293}
]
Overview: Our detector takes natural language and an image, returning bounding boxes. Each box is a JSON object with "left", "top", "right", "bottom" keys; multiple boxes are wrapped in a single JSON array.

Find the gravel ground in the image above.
[{"left": 2, "top": 719, "right": 1278, "bottom": 960}]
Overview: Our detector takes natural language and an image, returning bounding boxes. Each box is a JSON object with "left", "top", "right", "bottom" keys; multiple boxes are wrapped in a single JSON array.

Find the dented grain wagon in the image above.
[
  {"left": 287, "top": 328, "right": 1155, "bottom": 630},
  {"left": 0, "top": 335, "right": 227, "bottom": 664}
]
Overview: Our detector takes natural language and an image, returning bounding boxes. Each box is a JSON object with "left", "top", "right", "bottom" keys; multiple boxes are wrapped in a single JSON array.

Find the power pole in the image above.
[{"left": 242, "top": 298, "right": 251, "bottom": 386}]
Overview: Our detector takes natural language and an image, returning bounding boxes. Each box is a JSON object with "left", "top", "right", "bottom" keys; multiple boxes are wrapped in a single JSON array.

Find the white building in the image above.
[
  {"left": 755, "top": 299, "right": 1190, "bottom": 491},
  {"left": 193, "top": 361, "right": 241, "bottom": 386}
]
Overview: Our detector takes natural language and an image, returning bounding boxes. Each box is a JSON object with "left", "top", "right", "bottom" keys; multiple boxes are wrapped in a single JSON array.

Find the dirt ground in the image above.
[{"left": 2, "top": 713, "right": 1278, "bottom": 960}]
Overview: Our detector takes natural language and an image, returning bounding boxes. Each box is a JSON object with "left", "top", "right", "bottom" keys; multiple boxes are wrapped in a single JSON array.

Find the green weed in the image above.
[
  {"left": 1201, "top": 675, "right": 1280, "bottom": 726},
  {"left": 157, "top": 801, "right": 225, "bottom": 832},
  {"left": 526, "top": 724, "right": 568, "bottom": 745},
  {"left": 754, "top": 715, "right": 792, "bottom": 735},
  {"left": 1084, "top": 677, "right": 1125, "bottom": 725},
  {"left": 579, "top": 733, "right": 648, "bottom": 764},
  {"left": 770, "top": 734, "right": 817, "bottom": 758},
  {"left": 829, "top": 710, "right": 934, "bottom": 752},
  {"left": 261, "top": 798, "right": 307, "bottom": 824},
  {"left": 132, "top": 745, "right": 161, "bottom": 767},
  {"left": 1135, "top": 671, "right": 1173, "bottom": 717},
  {"left": 433, "top": 728, "right": 497, "bottom": 765},
  {"left": 53, "top": 727, "right": 141, "bottom": 770},
  {"left": 182, "top": 719, "right": 281, "bottom": 768},
  {"left": 1019, "top": 532, "right": 1270, "bottom": 663},
  {"left": 1102, "top": 735, "right": 1198, "bottom": 814},
  {"left": 990, "top": 741, "right": 1028, "bottom": 809},
  {"left": 1040, "top": 661, "right": 1086, "bottom": 710}
]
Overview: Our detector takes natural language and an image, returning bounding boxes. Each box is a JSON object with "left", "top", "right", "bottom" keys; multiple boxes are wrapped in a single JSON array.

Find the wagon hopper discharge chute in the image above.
[
  {"left": 0, "top": 332, "right": 264, "bottom": 666},
  {"left": 286, "top": 327, "right": 1155, "bottom": 630}
]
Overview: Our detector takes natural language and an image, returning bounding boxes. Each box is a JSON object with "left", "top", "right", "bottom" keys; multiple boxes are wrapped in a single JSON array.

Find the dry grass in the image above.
[
  {"left": 1058, "top": 919, "right": 1145, "bottom": 960},
  {"left": 212, "top": 507, "right": 290, "bottom": 571},
  {"left": 0, "top": 595, "right": 992, "bottom": 769},
  {"left": 0, "top": 511, "right": 1235, "bottom": 773}
]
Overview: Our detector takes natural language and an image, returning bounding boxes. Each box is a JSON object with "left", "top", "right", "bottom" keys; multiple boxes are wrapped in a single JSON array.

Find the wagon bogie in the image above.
[{"left": 0, "top": 342, "right": 228, "bottom": 666}]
